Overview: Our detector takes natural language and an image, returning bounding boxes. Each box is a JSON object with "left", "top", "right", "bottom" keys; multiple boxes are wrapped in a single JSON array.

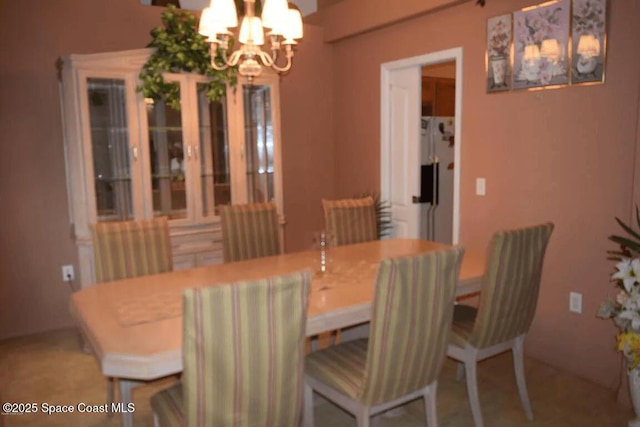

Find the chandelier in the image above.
[{"left": 199, "top": 0, "right": 303, "bottom": 80}]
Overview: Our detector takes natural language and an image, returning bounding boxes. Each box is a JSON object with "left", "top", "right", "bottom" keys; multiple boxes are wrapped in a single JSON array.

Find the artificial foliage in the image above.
[
  {"left": 609, "top": 206, "right": 640, "bottom": 259},
  {"left": 137, "top": 4, "right": 238, "bottom": 109},
  {"left": 355, "top": 192, "right": 393, "bottom": 239},
  {"left": 598, "top": 208, "right": 640, "bottom": 369}
]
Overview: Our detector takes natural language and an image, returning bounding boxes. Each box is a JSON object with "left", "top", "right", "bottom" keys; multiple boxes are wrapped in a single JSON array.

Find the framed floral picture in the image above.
[
  {"left": 486, "top": 14, "right": 512, "bottom": 93},
  {"left": 571, "top": 0, "right": 606, "bottom": 85},
  {"left": 512, "top": 0, "right": 571, "bottom": 90}
]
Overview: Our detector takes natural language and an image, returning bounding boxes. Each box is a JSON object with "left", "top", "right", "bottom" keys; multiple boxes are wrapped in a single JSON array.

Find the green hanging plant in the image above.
[{"left": 137, "top": 4, "right": 238, "bottom": 110}]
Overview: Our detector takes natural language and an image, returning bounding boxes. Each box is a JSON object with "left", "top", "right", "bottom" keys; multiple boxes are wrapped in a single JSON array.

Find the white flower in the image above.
[
  {"left": 597, "top": 299, "right": 615, "bottom": 318},
  {"left": 612, "top": 258, "right": 640, "bottom": 293},
  {"left": 619, "top": 309, "right": 640, "bottom": 331},
  {"left": 630, "top": 292, "right": 640, "bottom": 311}
]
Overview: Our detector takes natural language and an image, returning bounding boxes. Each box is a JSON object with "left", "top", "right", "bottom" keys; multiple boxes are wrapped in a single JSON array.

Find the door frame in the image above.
[{"left": 380, "top": 47, "right": 463, "bottom": 244}]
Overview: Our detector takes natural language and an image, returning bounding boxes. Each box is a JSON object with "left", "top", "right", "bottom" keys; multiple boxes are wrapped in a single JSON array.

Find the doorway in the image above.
[{"left": 380, "top": 48, "right": 462, "bottom": 244}]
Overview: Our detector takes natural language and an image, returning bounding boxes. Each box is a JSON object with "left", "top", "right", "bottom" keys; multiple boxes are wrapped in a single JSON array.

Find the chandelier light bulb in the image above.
[
  {"left": 239, "top": 16, "right": 265, "bottom": 45},
  {"left": 281, "top": 8, "right": 303, "bottom": 43},
  {"left": 199, "top": 0, "right": 303, "bottom": 80},
  {"left": 208, "top": 0, "right": 238, "bottom": 29},
  {"left": 261, "top": 0, "right": 289, "bottom": 29}
]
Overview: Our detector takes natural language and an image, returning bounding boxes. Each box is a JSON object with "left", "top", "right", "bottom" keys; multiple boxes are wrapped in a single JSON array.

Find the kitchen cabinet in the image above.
[
  {"left": 59, "top": 48, "right": 284, "bottom": 287},
  {"left": 421, "top": 76, "right": 455, "bottom": 117}
]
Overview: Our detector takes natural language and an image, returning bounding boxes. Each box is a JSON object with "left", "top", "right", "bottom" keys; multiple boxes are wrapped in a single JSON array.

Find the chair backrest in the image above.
[
  {"left": 322, "top": 197, "right": 378, "bottom": 246},
  {"left": 219, "top": 202, "right": 281, "bottom": 263},
  {"left": 469, "top": 222, "right": 554, "bottom": 349},
  {"left": 359, "top": 247, "right": 465, "bottom": 406},
  {"left": 91, "top": 217, "right": 172, "bottom": 283},
  {"left": 182, "top": 271, "right": 312, "bottom": 427}
]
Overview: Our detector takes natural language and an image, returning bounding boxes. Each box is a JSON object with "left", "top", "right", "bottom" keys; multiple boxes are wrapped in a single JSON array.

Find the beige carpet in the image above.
[{"left": 0, "top": 328, "right": 634, "bottom": 426}]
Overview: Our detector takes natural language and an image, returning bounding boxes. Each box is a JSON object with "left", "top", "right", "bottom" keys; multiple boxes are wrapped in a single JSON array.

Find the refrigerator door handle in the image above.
[{"left": 431, "top": 162, "right": 440, "bottom": 206}]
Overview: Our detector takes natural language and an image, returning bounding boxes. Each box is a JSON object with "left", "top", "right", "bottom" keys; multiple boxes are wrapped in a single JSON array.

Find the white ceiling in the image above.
[{"left": 140, "top": 0, "right": 318, "bottom": 16}]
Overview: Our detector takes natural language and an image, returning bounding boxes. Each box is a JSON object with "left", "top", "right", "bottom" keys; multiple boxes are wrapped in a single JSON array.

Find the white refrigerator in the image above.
[{"left": 419, "top": 116, "right": 455, "bottom": 244}]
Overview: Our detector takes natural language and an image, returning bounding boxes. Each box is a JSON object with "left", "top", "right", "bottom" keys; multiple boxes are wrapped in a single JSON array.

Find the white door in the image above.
[
  {"left": 382, "top": 66, "right": 422, "bottom": 238},
  {"left": 381, "top": 48, "right": 463, "bottom": 243}
]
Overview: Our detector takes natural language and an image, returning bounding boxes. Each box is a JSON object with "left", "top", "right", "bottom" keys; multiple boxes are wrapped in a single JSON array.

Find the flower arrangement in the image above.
[
  {"left": 512, "top": 1, "right": 570, "bottom": 85},
  {"left": 488, "top": 16, "right": 511, "bottom": 57},
  {"left": 599, "top": 207, "right": 640, "bottom": 369},
  {"left": 514, "top": 5, "right": 565, "bottom": 52},
  {"left": 599, "top": 258, "right": 640, "bottom": 369},
  {"left": 572, "top": 0, "right": 605, "bottom": 38}
]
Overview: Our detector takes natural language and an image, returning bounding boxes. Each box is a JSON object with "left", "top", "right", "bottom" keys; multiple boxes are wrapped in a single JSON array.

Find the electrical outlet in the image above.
[
  {"left": 569, "top": 292, "right": 582, "bottom": 314},
  {"left": 62, "top": 265, "right": 75, "bottom": 282}
]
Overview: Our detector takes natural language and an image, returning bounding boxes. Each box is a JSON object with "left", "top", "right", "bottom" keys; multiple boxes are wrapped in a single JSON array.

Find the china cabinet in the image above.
[{"left": 59, "top": 48, "right": 285, "bottom": 288}]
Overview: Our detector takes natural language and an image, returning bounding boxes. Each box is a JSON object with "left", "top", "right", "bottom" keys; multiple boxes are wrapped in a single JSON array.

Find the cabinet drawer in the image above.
[
  {"left": 171, "top": 230, "right": 221, "bottom": 256},
  {"left": 173, "top": 254, "right": 196, "bottom": 271},
  {"left": 196, "top": 250, "right": 222, "bottom": 267}
]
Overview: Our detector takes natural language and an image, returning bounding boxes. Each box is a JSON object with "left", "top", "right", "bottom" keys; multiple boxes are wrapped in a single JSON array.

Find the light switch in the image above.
[{"left": 476, "top": 178, "right": 486, "bottom": 196}]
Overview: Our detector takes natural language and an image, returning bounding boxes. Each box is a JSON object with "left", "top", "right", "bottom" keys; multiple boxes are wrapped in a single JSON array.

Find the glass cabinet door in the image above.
[
  {"left": 243, "top": 84, "right": 275, "bottom": 203},
  {"left": 86, "top": 78, "right": 134, "bottom": 222},
  {"left": 197, "top": 83, "right": 231, "bottom": 217},
  {"left": 146, "top": 94, "right": 188, "bottom": 220},
  {"left": 144, "top": 77, "right": 233, "bottom": 222},
  {"left": 227, "top": 73, "right": 283, "bottom": 214}
]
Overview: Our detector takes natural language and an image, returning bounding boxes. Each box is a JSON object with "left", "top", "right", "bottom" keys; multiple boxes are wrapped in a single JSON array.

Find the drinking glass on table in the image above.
[{"left": 312, "top": 231, "right": 335, "bottom": 274}]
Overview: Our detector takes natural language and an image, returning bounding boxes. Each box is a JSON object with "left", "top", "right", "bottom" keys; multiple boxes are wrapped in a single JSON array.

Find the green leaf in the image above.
[
  {"left": 614, "top": 216, "right": 640, "bottom": 242},
  {"left": 136, "top": 4, "right": 237, "bottom": 107},
  {"left": 609, "top": 236, "right": 640, "bottom": 253}
]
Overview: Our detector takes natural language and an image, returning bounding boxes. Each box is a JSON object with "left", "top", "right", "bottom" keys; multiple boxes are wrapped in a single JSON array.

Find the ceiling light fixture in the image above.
[{"left": 199, "top": 0, "right": 303, "bottom": 81}]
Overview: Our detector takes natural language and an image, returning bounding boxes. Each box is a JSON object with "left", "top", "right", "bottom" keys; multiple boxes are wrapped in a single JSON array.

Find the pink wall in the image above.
[
  {"left": 0, "top": 1, "right": 165, "bottom": 339},
  {"left": 0, "top": 1, "right": 333, "bottom": 337},
  {"left": 279, "top": 26, "right": 337, "bottom": 252},
  {"left": 2, "top": 0, "right": 640, "bottom": 393},
  {"left": 318, "top": 0, "right": 640, "bottom": 389}
]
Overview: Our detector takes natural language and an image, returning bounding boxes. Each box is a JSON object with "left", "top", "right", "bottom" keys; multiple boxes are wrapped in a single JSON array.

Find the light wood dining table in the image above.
[{"left": 70, "top": 238, "right": 485, "bottom": 427}]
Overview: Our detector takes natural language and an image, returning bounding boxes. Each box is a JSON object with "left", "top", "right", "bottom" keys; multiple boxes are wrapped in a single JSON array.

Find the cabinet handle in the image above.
[
  {"left": 186, "top": 145, "right": 192, "bottom": 160},
  {"left": 132, "top": 146, "right": 138, "bottom": 161},
  {"left": 193, "top": 145, "right": 199, "bottom": 160}
]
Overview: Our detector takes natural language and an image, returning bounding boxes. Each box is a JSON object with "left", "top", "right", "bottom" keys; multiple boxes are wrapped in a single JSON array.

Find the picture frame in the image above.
[
  {"left": 486, "top": 14, "right": 512, "bottom": 93},
  {"left": 570, "top": 0, "right": 606, "bottom": 85},
  {"left": 512, "top": 0, "right": 571, "bottom": 90}
]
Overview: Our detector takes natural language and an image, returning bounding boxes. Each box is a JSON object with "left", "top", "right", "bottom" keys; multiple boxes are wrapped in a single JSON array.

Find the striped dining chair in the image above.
[
  {"left": 322, "top": 197, "right": 378, "bottom": 247},
  {"left": 318, "top": 197, "right": 378, "bottom": 349},
  {"left": 150, "top": 270, "right": 312, "bottom": 427},
  {"left": 447, "top": 222, "right": 554, "bottom": 427},
  {"left": 91, "top": 216, "right": 173, "bottom": 410},
  {"left": 304, "top": 247, "right": 465, "bottom": 427},
  {"left": 91, "top": 216, "right": 173, "bottom": 283},
  {"left": 219, "top": 202, "right": 282, "bottom": 263}
]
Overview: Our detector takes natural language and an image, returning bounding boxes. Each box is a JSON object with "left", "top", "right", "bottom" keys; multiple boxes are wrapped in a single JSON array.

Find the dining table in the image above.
[{"left": 70, "top": 238, "right": 486, "bottom": 427}]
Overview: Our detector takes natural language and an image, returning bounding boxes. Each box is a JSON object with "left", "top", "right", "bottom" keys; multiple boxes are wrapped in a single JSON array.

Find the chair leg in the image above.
[
  {"left": 456, "top": 362, "right": 465, "bottom": 381},
  {"left": 153, "top": 412, "right": 160, "bottom": 427},
  {"left": 328, "top": 330, "right": 338, "bottom": 346},
  {"left": 303, "top": 382, "right": 315, "bottom": 427},
  {"left": 356, "top": 408, "right": 371, "bottom": 427},
  {"left": 513, "top": 336, "right": 534, "bottom": 420},
  {"left": 424, "top": 383, "right": 439, "bottom": 427},
  {"left": 106, "top": 377, "right": 115, "bottom": 416},
  {"left": 464, "top": 360, "right": 484, "bottom": 427}
]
